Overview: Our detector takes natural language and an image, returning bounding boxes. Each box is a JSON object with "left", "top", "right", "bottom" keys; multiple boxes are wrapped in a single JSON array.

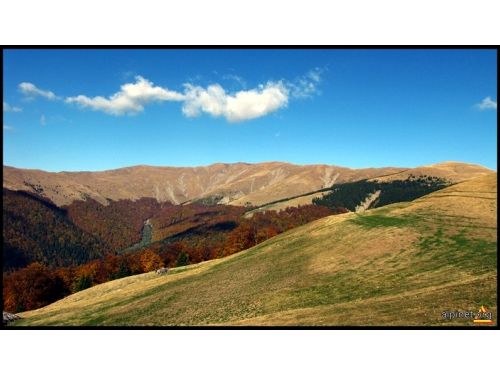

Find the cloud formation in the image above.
[
  {"left": 24, "top": 69, "right": 324, "bottom": 122},
  {"left": 40, "top": 114, "right": 47, "bottom": 126},
  {"left": 476, "top": 96, "right": 497, "bottom": 111},
  {"left": 65, "top": 76, "right": 291, "bottom": 121},
  {"left": 288, "top": 67, "right": 324, "bottom": 99},
  {"left": 182, "top": 81, "right": 289, "bottom": 122},
  {"left": 66, "top": 76, "right": 184, "bottom": 115},
  {"left": 19, "top": 82, "right": 58, "bottom": 100},
  {"left": 3, "top": 124, "right": 14, "bottom": 131},
  {"left": 3, "top": 101, "right": 22, "bottom": 112}
]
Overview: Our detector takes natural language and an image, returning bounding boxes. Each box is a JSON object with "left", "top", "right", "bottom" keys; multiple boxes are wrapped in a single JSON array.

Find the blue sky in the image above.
[{"left": 3, "top": 49, "right": 497, "bottom": 171}]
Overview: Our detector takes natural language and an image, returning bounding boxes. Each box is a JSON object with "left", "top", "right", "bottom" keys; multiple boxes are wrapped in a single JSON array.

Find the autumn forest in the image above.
[{"left": 3, "top": 188, "right": 338, "bottom": 312}]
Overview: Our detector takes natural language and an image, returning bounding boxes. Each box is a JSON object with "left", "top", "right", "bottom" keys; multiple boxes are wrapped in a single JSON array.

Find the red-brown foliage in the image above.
[
  {"left": 65, "top": 197, "right": 164, "bottom": 252},
  {"left": 3, "top": 263, "right": 69, "bottom": 312},
  {"left": 149, "top": 204, "right": 246, "bottom": 242},
  {"left": 140, "top": 250, "right": 164, "bottom": 272}
]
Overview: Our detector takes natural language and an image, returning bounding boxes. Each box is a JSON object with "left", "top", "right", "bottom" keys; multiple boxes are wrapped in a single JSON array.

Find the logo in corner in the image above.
[{"left": 473, "top": 305, "right": 494, "bottom": 325}]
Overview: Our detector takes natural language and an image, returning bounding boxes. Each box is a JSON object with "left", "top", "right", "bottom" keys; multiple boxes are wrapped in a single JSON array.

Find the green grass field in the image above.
[{"left": 14, "top": 173, "right": 497, "bottom": 326}]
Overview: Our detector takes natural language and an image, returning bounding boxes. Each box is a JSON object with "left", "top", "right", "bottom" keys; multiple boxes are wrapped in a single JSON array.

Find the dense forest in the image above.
[
  {"left": 149, "top": 203, "right": 247, "bottom": 243},
  {"left": 312, "top": 175, "right": 450, "bottom": 211},
  {"left": 65, "top": 197, "right": 164, "bottom": 251},
  {"left": 3, "top": 189, "right": 104, "bottom": 271}
]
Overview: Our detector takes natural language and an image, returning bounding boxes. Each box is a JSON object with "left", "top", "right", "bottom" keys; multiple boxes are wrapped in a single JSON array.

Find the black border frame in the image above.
[{"left": 1, "top": 45, "right": 498, "bottom": 330}]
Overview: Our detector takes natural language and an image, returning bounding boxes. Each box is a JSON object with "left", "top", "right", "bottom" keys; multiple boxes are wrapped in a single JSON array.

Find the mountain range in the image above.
[{"left": 2, "top": 161, "right": 492, "bottom": 207}]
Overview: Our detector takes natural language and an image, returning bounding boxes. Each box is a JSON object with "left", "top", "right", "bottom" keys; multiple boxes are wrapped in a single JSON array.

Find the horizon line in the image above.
[{"left": 2, "top": 159, "right": 495, "bottom": 174}]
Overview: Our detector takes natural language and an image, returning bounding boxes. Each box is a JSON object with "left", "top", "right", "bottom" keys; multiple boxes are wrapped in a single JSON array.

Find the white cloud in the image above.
[
  {"left": 3, "top": 124, "right": 14, "bottom": 131},
  {"left": 476, "top": 96, "right": 497, "bottom": 111},
  {"left": 66, "top": 76, "right": 290, "bottom": 122},
  {"left": 40, "top": 114, "right": 47, "bottom": 126},
  {"left": 19, "top": 82, "right": 58, "bottom": 100},
  {"left": 66, "top": 76, "right": 184, "bottom": 115},
  {"left": 182, "top": 81, "right": 289, "bottom": 122},
  {"left": 287, "top": 67, "right": 324, "bottom": 99},
  {"left": 25, "top": 69, "right": 322, "bottom": 122},
  {"left": 3, "top": 101, "right": 22, "bottom": 112},
  {"left": 307, "top": 68, "right": 322, "bottom": 83}
]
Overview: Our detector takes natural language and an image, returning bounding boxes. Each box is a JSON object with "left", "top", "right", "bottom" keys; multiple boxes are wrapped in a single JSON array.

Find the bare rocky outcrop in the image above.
[{"left": 3, "top": 311, "right": 21, "bottom": 325}]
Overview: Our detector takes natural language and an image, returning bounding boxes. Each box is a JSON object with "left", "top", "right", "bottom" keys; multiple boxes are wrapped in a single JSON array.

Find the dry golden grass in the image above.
[
  {"left": 15, "top": 173, "right": 497, "bottom": 326},
  {"left": 244, "top": 191, "right": 327, "bottom": 217},
  {"left": 371, "top": 161, "right": 493, "bottom": 183}
]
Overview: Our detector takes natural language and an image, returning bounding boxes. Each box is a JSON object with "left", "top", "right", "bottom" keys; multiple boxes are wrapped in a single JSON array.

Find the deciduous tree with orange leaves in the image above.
[
  {"left": 3, "top": 263, "right": 69, "bottom": 312},
  {"left": 140, "top": 249, "right": 164, "bottom": 272}
]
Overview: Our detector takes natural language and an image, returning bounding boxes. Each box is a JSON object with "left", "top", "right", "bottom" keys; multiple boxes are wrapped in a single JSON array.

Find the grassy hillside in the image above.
[
  {"left": 244, "top": 191, "right": 328, "bottom": 218},
  {"left": 370, "top": 161, "right": 492, "bottom": 183},
  {"left": 14, "top": 173, "right": 497, "bottom": 326}
]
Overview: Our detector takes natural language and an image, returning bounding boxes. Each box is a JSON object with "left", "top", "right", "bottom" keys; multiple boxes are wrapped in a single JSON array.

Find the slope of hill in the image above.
[
  {"left": 244, "top": 191, "right": 327, "bottom": 218},
  {"left": 369, "top": 161, "right": 492, "bottom": 183},
  {"left": 2, "top": 189, "right": 104, "bottom": 271},
  {"left": 14, "top": 172, "right": 497, "bottom": 326},
  {"left": 2, "top": 162, "right": 409, "bottom": 207}
]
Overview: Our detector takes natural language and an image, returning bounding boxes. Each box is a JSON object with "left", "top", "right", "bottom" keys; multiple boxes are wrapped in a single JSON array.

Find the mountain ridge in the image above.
[{"left": 3, "top": 161, "right": 493, "bottom": 207}]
